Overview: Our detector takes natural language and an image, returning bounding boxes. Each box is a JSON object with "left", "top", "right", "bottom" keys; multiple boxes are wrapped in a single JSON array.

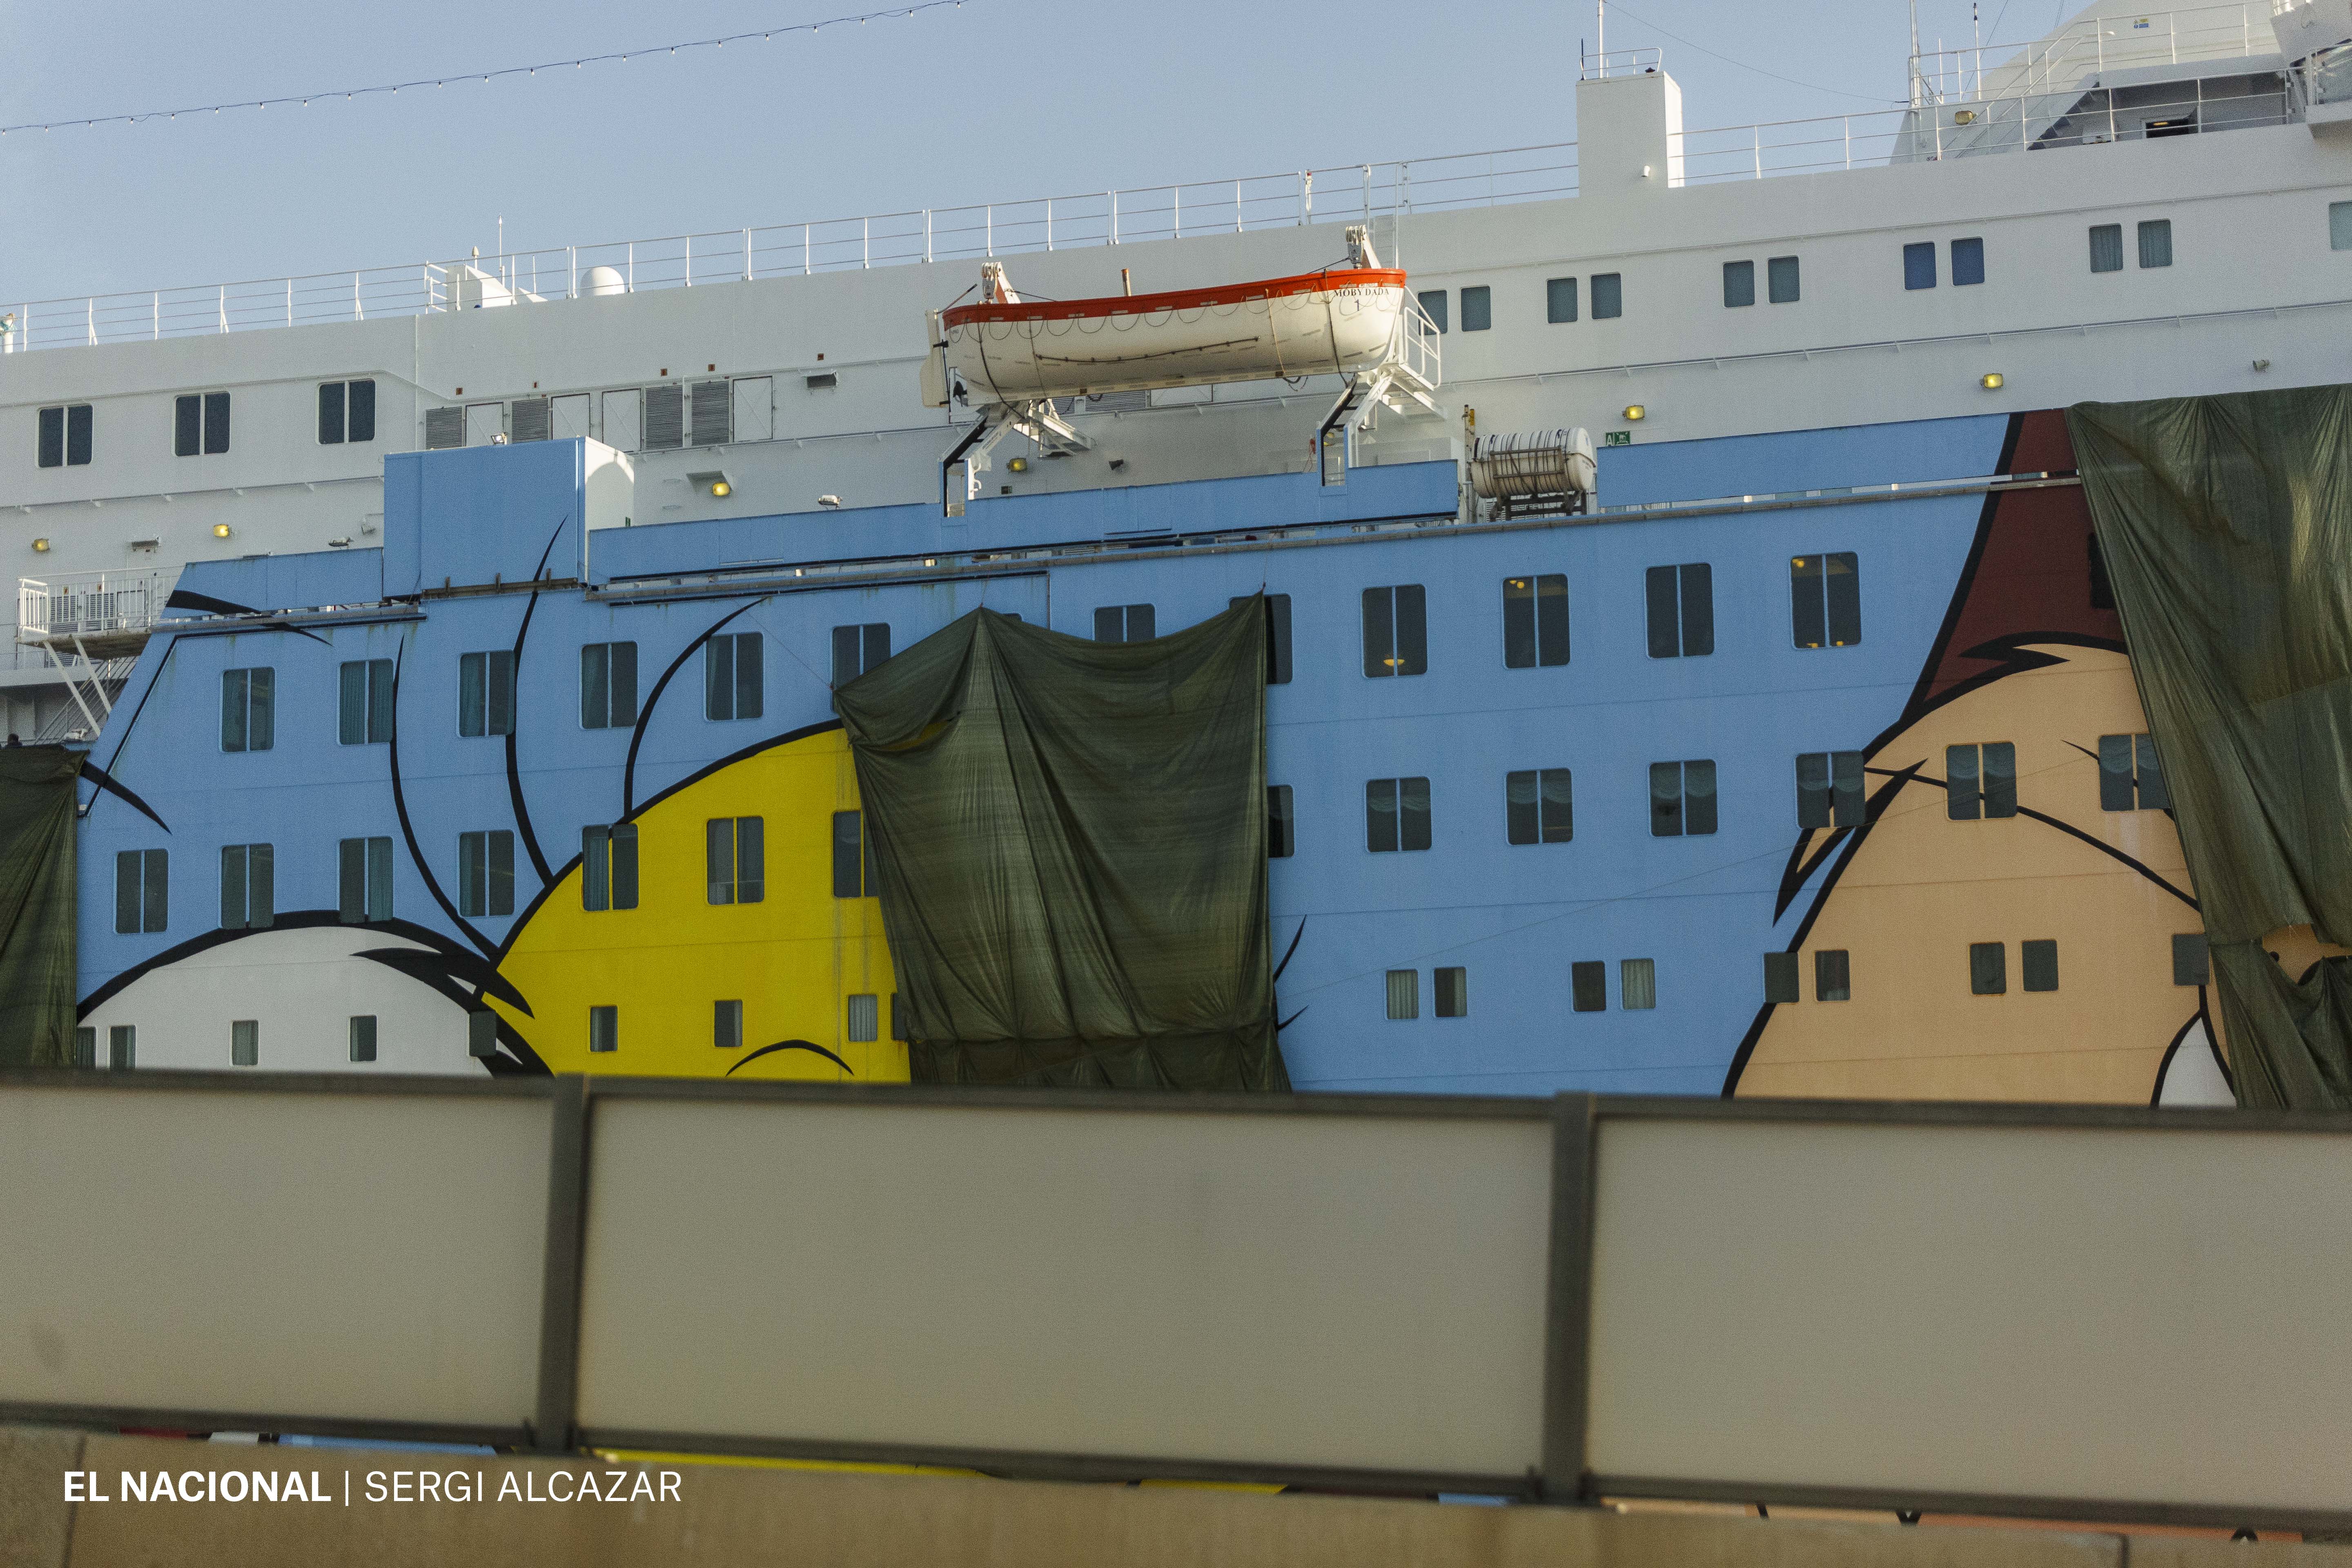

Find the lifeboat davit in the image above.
[{"left": 936, "top": 261, "right": 1411, "bottom": 405}]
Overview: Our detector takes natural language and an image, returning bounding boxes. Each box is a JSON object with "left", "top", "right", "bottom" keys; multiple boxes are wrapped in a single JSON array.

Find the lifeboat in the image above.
[{"left": 931, "top": 259, "right": 1412, "bottom": 406}]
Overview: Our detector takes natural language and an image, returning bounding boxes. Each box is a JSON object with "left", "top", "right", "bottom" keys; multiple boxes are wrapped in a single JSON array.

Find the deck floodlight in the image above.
[
  {"left": 213, "top": 523, "right": 232, "bottom": 538},
  {"left": 1980, "top": 372, "right": 2005, "bottom": 390},
  {"left": 1622, "top": 404, "right": 1646, "bottom": 421},
  {"left": 31, "top": 539, "right": 48, "bottom": 552}
]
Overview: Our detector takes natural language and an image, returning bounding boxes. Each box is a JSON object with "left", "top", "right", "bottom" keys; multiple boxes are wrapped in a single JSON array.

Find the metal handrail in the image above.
[{"left": 2, "top": 143, "right": 1578, "bottom": 355}]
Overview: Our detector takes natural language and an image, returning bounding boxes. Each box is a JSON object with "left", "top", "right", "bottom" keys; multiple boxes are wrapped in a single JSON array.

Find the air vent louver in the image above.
[
  {"left": 689, "top": 380, "right": 731, "bottom": 445},
  {"left": 424, "top": 407, "right": 465, "bottom": 450},
  {"left": 509, "top": 397, "right": 552, "bottom": 444},
  {"left": 644, "top": 384, "right": 685, "bottom": 450}
]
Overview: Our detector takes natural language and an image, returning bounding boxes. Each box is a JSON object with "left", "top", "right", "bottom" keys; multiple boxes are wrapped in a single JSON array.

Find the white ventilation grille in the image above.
[
  {"left": 690, "top": 379, "right": 731, "bottom": 446},
  {"left": 644, "top": 384, "right": 684, "bottom": 450},
  {"left": 510, "top": 397, "right": 552, "bottom": 443},
  {"left": 424, "top": 407, "right": 465, "bottom": 450}
]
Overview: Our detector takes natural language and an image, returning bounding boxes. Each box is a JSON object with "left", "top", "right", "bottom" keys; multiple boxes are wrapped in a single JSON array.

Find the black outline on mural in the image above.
[
  {"left": 725, "top": 1038, "right": 857, "bottom": 1077},
  {"left": 385, "top": 641, "right": 502, "bottom": 962},
  {"left": 76, "top": 758, "right": 168, "bottom": 835},
  {"left": 162, "top": 589, "right": 333, "bottom": 646},
  {"left": 621, "top": 596, "right": 767, "bottom": 818},
  {"left": 502, "top": 515, "right": 572, "bottom": 889}
]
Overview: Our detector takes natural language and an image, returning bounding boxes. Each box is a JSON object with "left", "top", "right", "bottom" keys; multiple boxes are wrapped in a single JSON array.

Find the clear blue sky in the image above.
[{"left": 2, "top": 0, "right": 2073, "bottom": 305}]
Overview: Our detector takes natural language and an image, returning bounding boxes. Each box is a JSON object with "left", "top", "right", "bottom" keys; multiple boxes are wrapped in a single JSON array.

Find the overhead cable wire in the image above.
[
  {"left": 0, "top": 0, "right": 975, "bottom": 136},
  {"left": 1592, "top": 0, "right": 1911, "bottom": 107}
]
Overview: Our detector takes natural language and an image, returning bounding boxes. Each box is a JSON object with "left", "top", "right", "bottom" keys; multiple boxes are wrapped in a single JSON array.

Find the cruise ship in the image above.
[{"left": 9, "top": 0, "right": 2344, "bottom": 1102}]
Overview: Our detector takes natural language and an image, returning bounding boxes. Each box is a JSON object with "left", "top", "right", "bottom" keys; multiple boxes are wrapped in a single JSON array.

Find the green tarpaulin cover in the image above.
[
  {"left": 2070, "top": 389, "right": 2352, "bottom": 1109},
  {"left": 0, "top": 746, "right": 81, "bottom": 1067},
  {"left": 834, "top": 598, "right": 1287, "bottom": 1090}
]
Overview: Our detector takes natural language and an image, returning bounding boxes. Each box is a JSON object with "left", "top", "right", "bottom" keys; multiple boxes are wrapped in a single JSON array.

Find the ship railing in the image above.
[
  {"left": 17, "top": 568, "right": 178, "bottom": 652},
  {"left": 1, "top": 145, "right": 1577, "bottom": 354},
  {"left": 1673, "top": 72, "right": 2292, "bottom": 183},
  {"left": 1579, "top": 45, "right": 1664, "bottom": 81},
  {"left": 1911, "top": 0, "right": 2269, "bottom": 105}
]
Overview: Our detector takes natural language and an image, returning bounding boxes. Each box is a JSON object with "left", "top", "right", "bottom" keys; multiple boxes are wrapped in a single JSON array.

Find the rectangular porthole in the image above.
[
  {"left": 1764, "top": 951, "right": 1800, "bottom": 1004},
  {"left": 108, "top": 1025, "right": 136, "bottom": 1069},
  {"left": 2137, "top": 218, "right": 2173, "bottom": 269},
  {"left": 1903, "top": 241, "right": 1936, "bottom": 290},
  {"left": 1952, "top": 236, "right": 1985, "bottom": 285},
  {"left": 1417, "top": 290, "right": 1448, "bottom": 333},
  {"left": 1767, "top": 255, "right": 1800, "bottom": 303},
  {"left": 230, "top": 1019, "right": 259, "bottom": 1068},
  {"left": 1645, "top": 564, "right": 1713, "bottom": 657},
  {"left": 2173, "top": 933, "right": 2210, "bottom": 985},
  {"left": 1970, "top": 941, "right": 2007, "bottom": 995},
  {"left": 846, "top": 993, "right": 880, "bottom": 1043},
  {"left": 1460, "top": 286, "right": 1491, "bottom": 332},
  {"left": 1267, "top": 785, "right": 1294, "bottom": 859},
  {"left": 348, "top": 1015, "right": 378, "bottom": 1063},
  {"left": 1815, "top": 949, "right": 1851, "bottom": 1001},
  {"left": 2089, "top": 223, "right": 2124, "bottom": 274},
  {"left": 1385, "top": 969, "right": 1419, "bottom": 1020},
  {"left": 1365, "top": 777, "right": 1432, "bottom": 852},
  {"left": 1434, "top": 967, "right": 1468, "bottom": 1017},
  {"left": 2022, "top": 938, "right": 2060, "bottom": 992},
  {"left": 715, "top": 999, "right": 743, "bottom": 1051},
  {"left": 1546, "top": 277, "right": 1578, "bottom": 323},
  {"left": 1620, "top": 958, "right": 1657, "bottom": 1010},
  {"left": 1722, "top": 259, "right": 1755, "bottom": 308},
  {"left": 468, "top": 1012, "right": 499, "bottom": 1058},
  {"left": 1361, "top": 585, "right": 1428, "bottom": 677},
  {"left": 1571, "top": 960, "right": 1607, "bottom": 1013},
  {"left": 589, "top": 1006, "right": 618, "bottom": 1053},
  {"left": 1590, "top": 273, "right": 1622, "bottom": 318}
]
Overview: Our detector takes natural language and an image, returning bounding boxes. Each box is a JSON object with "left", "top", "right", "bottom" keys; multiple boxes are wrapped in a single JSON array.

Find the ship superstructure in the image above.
[{"left": 19, "top": 0, "right": 2352, "bottom": 1100}]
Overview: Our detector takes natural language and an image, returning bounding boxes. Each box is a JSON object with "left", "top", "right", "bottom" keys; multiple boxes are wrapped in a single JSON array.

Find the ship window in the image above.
[
  {"left": 1970, "top": 941, "right": 2007, "bottom": 995},
  {"left": 2173, "top": 933, "right": 2210, "bottom": 985},
  {"left": 1460, "top": 286, "right": 1492, "bottom": 332},
  {"left": 220, "top": 666, "right": 275, "bottom": 752},
  {"left": 1621, "top": 958, "right": 1657, "bottom": 1010},
  {"left": 580, "top": 824, "right": 637, "bottom": 912},
  {"left": 175, "top": 392, "right": 230, "bottom": 455},
  {"left": 1816, "top": 949, "right": 1851, "bottom": 1001},
  {"left": 1644, "top": 563, "right": 1713, "bottom": 657},
  {"left": 579, "top": 641, "right": 639, "bottom": 729},
  {"left": 589, "top": 1006, "right": 618, "bottom": 1054},
  {"left": 713, "top": 1000, "right": 742, "bottom": 1051},
  {"left": 1903, "top": 241, "right": 1936, "bottom": 290},
  {"left": 467, "top": 1011, "right": 499, "bottom": 1058},
  {"left": 832, "top": 622, "right": 891, "bottom": 685},
  {"left": 1230, "top": 594, "right": 1292, "bottom": 683},
  {"left": 2089, "top": 534, "right": 2116, "bottom": 610},
  {"left": 337, "top": 835, "right": 394, "bottom": 924},
  {"left": 2022, "top": 938, "right": 2060, "bottom": 992},
  {"left": 1796, "top": 751, "right": 1866, "bottom": 829},
  {"left": 319, "top": 382, "right": 345, "bottom": 444},
  {"left": 707, "top": 816, "right": 766, "bottom": 905},
  {"left": 1093, "top": 604, "right": 1156, "bottom": 642},
  {"left": 116, "top": 849, "right": 167, "bottom": 935},
  {"left": 1790, "top": 551, "right": 1862, "bottom": 647},
  {"left": 1418, "top": 290, "right": 1448, "bottom": 333},
  {"left": 231, "top": 1020, "right": 259, "bottom": 1068},
  {"left": 1649, "top": 760, "right": 1718, "bottom": 837},
  {"left": 1365, "top": 777, "right": 1432, "bottom": 853},
  {"left": 1952, "top": 236, "right": 1986, "bottom": 285},
  {"left": 74, "top": 1027, "right": 94, "bottom": 1069},
  {"left": 1722, "top": 260, "right": 1755, "bottom": 308},
  {"left": 37, "top": 405, "right": 91, "bottom": 468},
  {"left": 2089, "top": 223, "right": 2124, "bottom": 273},
  {"left": 1946, "top": 742, "right": 2018, "bottom": 819},
  {"left": 1547, "top": 277, "right": 1579, "bottom": 323},
  {"left": 459, "top": 650, "right": 516, "bottom": 737},
  {"left": 321, "top": 380, "right": 378, "bottom": 445},
  {"left": 458, "top": 830, "right": 515, "bottom": 918},
  {"left": 1506, "top": 768, "right": 1573, "bottom": 845},
  {"left": 1362, "top": 584, "right": 1428, "bottom": 677},
  {"left": 1590, "top": 272, "right": 1623, "bottom": 318},
  {"left": 1267, "top": 785, "right": 1294, "bottom": 858},
  {"left": 832, "top": 810, "right": 880, "bottom": 898},
  {"left": 339, "top": 658, "right": 396, "bottom": 744},
  {"left": 1571, "top": 960, "right": 1607, "bottom": 1012},
  {"left": 107, "top": 1025, "right": 134, "bottom": 1069},
  {"left": 705, "top": 632, "right": 764, "bottom": 721},
  {"left": 1434, "top": 967, "right": 1468, "bottom": 1018},
  {"left": 349, "top": 1015, "right": 378, "bottom": 1063},
  {"left": 2099, "top": 733, "right": 2170, "bottom": 811},
  {"left": 218, "top": 843, "right": 274, "bottom": 931},
  {"left": 1502, "top": 574, "right": 1569, "bottom": 667},
  {"left": 2137, "top": 218, "right": 2173, "bottom": 269},
  {"left": 2332, "top": 201, "right": 2352, "bottom": 251},
  {"left": 847, "top": 993, "right": 880, "bottom": 1043},
  {"left": 1386, "top": 969, "right": 1419, "bottom": 1020},
  {"left": 1768, "top": 255, "right": 1800, "bottom": 303},
  {"left": 1764, "top": 951, "right": 1799, "bottom": 1004}
]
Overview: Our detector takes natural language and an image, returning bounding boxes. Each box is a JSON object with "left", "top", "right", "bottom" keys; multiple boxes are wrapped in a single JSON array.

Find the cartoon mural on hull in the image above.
[{"left": 1727, "top": 412, "right": 2232, "bottom": 1106}]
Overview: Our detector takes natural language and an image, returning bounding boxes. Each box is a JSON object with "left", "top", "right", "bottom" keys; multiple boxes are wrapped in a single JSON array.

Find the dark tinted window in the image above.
[
  {"left": 348, "top": 379, "right": 376, "bottom": 442},
  {"left": 708, "top": 817, "right": 766, "bottom": 904},
  {"left": 1267, "top": 785, "right": 1294, "bottom": 858},
  {"left": 1571, "top": 960, "right": 1607, "bottom": 1012},
  {"left": 579, "top": 642, "right": 639, "bottom": 729},
  {"left": 339, "top": 836, "right": 393, "bottom": 923},
  {"left": 1797, "top": 751, "right": 1866, "bottom": 829},
  {"left": 1816, "top": 949, "right": 1851, "bottom": 1001},
  {"left": 1947, "top": 742, "right": 2016, "bottom": 819},
  {"left": 459, "top": 650, "right": 515, "bottom": 738},
  {"left": 220, "top": 667, "right": 274, "bottom": 753},
  {"left": 1791, "top": 551, "right": 1861, "bottom": 648},
  {"left": 1505, "top": 768, "right": 1573, "bottom": 845},
  {"left": 1591, "top": 273, "right": 1622, "bottom": 318},
  {"left": 1546, "top": 277, "right": 1578, "bottom": 323},
  {"left": 1460, "top": 286, "right": 1491, "bottom": 332},
  {"left": 832, "top": 623, "right": 891, "bottom": 685},
  {"left": 1230, "top": 594, "right": 1292, "bottom": 684},
  {"left": 2138, "top": 218, "right": 2173, "bottom": 269},
  {"left": 37, "top": 406, "right": 62, "bottom": 468},
  {"left": 2088, "top": 534, "right": 2116, "bottom": 610},
  {"left": 1970, "top": 941, "right": 2007, "bottom": 995},
  {"left": 1764, "top": 951, "right": 1800, "bottom": 1003},
  {"left": 1093, "top": 604, "right": 1156, "bottom": 642},
  {"left": 1951, "top": 236, "right": 1985, "bottom": 285},
  {"left": 1650, "top": 760, "right": 1717, "bottom": 837},
  {"left": 1418, "top": 290, "right": 1448, "bottom": 333},
  {"left": 1903, "top": 241, "right": 1937, "bottom": 290},
  {"left": 219, "top": 843, "right": 274, "bottom": 930},
  {"left": 1722, "top": 260, "right": 1755, "bottom": 308},
  {"left": 1366, "top": 777, "right": 1432, "bottom": 852},
  {"left": 1362, "top": 585, "right": 1428, "bottom": 677},
  {"left": 1645, "top": 563, "right": 1713, "bottom": 657},
  {"left": 2089, "top": 223, "right": 2124, "bottom": 274},
  {"left": 2100, "top": 733, "right": 2168, "bottom": 810},
  {"left": 339, "top": 659, "right": 396, "bottom": 745},
  {"left": 319, "top": 381, "right": 346, "bottom": 445},
  {"left": 1502, "top": 575, "right": 1569, "bottom": 668},
  {"left": 2173, "top": 933, "right": 2210, "bottom": 985},
  {"left": 203, "top": 391, "right": 230, "bottom": 454},
  {"left": 705, "top": 632, "right": 764, "bottom": 721},
  {"left": 1767, "top": 255, "right": 1800, "bottom": 303},
  {"left": 1434, "top": 966, "right": 1468, "bottom": 1016},
  {"left": 459, "top": 830, "right": 515, "bottom": 918},
  {"left": 2022, "top": 938, "right": 2060, "bottom": 992},
  {"left": 174, "top": 395, "right": 201, "bottom": 457}
]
